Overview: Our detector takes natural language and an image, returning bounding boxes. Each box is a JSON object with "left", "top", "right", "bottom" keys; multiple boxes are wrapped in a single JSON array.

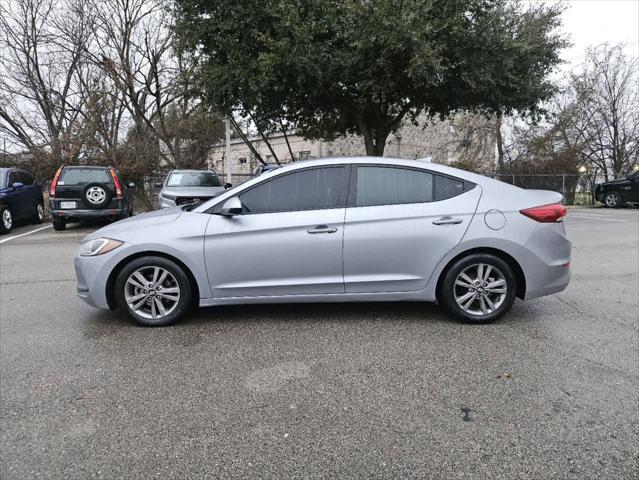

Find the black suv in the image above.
[
  {"left": 49, "top": 166, "right": 135, "bottom": 231},
  {"left": 594, "top": 171, "right": 639, "bottom": 208}
]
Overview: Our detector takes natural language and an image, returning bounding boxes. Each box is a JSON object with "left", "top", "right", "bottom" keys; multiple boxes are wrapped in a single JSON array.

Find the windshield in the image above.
[{"left": 166, "top": 171, "right": 221, "bottom": 187}]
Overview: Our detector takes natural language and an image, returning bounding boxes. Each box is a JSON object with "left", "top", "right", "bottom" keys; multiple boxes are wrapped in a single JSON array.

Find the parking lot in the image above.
[{"left": 0, "top": 208, "right": 637, "bottom": 479}]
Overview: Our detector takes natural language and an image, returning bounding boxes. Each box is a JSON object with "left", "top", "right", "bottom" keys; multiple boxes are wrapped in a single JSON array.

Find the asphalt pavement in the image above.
[{"left": 1, "top": 208, "right": 637, "bottom": 479}]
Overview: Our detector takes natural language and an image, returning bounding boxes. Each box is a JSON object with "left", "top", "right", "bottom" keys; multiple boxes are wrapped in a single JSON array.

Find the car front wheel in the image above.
[
  {"left": 603, "top": 191, "right": 622, "bottom": 208},
  {"left": 114, "top": 256, "right": 193, "bottom": 327},
  {"left": 33, "top": 202, "right": 45, "bottom": 224},
  {"left": 440, "top": 254, "right": 516, "bottom": 324}
]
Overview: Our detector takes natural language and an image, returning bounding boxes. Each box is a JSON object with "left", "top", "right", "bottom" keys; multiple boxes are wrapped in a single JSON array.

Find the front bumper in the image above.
[{"left": 74, "top": 245, "right": 127, "bottom": 310}]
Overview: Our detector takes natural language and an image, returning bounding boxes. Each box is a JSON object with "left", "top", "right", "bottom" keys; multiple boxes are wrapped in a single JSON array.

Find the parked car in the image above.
[
  {"left": 157, "top": 170, "right": 229, "bottom": 209},
  {"left": 49, "top": 166, "right": 135, "bottom": 231},
  {"left": 594, "top": 171, "right": 639, "bottom": 208},
  {"left": 0, "top": 167, "right": 45, "bottom": 234},
  {"left": 74, "top": 157, "right": 571, "bottom": 327},
  {"left": 254, "top": 164, "right": 280, "bottom": 176}
]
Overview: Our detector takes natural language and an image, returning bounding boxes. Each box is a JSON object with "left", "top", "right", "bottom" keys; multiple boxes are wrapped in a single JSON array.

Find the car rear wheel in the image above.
[
  {"left": 114, "top": 256, "right": 192, "bottom": 327},
  {"left": 0, "top": 205, "right": 13, "bottom": 234},
  {"left": 32, "top": 202, "right": 45, "bottom": 224},
  {"left": 52, "top": 220, "right": 66, "bottom": 231},
  {"left": 603, "top": 191, "right": 622, "bottom": 208},
  {"left": 440, "top": 254, "right": 516, "bottom": 324}
]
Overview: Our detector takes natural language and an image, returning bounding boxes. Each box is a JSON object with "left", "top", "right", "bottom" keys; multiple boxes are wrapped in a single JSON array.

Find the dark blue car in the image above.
[{"left": 0, "top": 167, "right": 45, "bottom": 234}]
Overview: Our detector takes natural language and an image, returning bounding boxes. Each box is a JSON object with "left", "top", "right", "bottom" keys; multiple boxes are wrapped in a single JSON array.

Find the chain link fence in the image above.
[{"left": 490, "top": 174, "right": 594, "bottom": 205}]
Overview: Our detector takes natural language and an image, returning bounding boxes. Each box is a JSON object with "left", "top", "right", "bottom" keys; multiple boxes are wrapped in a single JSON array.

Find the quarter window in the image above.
[
  {"left": 435, "top": 175, "right": 465, "bottom": 200},
  {"left": 240, "top": 167, "right": 345, "bottom": 214}
]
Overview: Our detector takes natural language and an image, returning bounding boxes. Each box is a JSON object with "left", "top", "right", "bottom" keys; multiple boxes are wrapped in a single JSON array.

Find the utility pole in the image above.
[{"left": 225, "top": 118, "right": 232, "bottom": 185}]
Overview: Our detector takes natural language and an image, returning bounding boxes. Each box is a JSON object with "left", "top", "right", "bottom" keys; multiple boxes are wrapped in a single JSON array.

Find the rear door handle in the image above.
[
  {"left": 432, "top": 216, "right": 463, "bottom": 225},
  {"left": 307, "top": 225, "right": 338, "bottom": 234}
]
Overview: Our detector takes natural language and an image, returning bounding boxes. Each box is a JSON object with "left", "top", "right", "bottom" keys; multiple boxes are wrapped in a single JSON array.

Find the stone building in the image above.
[{"left": 209, "top": 115, "right": 496, "bottom": 180}]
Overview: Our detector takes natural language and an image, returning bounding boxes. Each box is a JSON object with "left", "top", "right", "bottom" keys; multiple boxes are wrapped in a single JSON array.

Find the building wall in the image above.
[{"left": 209, "top": 115, "right": 494, "bottom": 178}]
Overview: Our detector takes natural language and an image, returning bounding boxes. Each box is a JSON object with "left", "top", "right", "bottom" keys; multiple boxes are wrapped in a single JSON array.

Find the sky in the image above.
[{"left": 546, "top": 0, "right": 639, "bottom": 70}]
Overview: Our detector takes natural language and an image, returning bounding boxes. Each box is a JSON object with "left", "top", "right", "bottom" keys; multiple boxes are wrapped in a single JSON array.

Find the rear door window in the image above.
[
  {"left": 59, "top": 168, "right": 111, "bottom": 186},
  {"left": 354, "top": 166, "right": 434, "bottom": 207}
]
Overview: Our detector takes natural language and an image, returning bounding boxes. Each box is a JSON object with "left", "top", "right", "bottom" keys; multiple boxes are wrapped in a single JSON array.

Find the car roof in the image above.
[
  {"left": 63, "top": 165, "right": 111, "bottom": 169},
  {"left": 169, "top": 169, "right": 218, "bottom": 173},
  {"left": 193, "top": 156, "right": 519, "bottom": 213},
  {"left": 260, "top": 156, "right": 494, "bottom": 184}
]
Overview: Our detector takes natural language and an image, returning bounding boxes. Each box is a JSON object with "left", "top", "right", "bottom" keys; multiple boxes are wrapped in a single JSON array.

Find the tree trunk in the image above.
[
  {"left": 361, "top": 121, "right": 389, "bottom": 156},
  {"left": 495, "top": 113, "right": 505, "bottom": 173}
]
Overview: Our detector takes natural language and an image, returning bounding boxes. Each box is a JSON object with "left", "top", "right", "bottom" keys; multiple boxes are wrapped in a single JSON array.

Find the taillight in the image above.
[
  {"left": 110, "top": 168, "right": 122, "bottom": 198},
  {"left": 50, "top": 167, "right": 62, "bottom": 197},
  {"left": 520, "top": 203, "right": 567, "bottom": 223}
]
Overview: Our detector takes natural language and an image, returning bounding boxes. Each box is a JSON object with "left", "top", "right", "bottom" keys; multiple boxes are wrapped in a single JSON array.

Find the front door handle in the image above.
[
  {"left": 432, "top": 216, "right": 463, "bottom": 225},
  {"left": 307, "top": 225, "right": 338, "bottom": 234}
]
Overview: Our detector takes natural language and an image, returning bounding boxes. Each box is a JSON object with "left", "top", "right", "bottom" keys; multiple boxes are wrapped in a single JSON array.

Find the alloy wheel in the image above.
[
  {"left": 37, "top": 204, "right": 44, "bottom": 221},
  {"left": 124, "top": 266, "right": 181, "bottom": 320},
  {"left": 86, "top": 186, "right": 107, "bottom": 205},
  {"left": 453, "top": 263, "right": 507, "bottom": 316},
  {"left": 605, "top": 192, "right": 619, "bottom": 207},
  {"left": 2, "top": 209, "right": 12, "bottom": 230}
]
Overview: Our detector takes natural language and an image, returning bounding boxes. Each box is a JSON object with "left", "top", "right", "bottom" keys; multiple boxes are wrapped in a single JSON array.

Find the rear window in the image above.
[{"left": 59, "top": 168, "right": 111, "bottom": 186}]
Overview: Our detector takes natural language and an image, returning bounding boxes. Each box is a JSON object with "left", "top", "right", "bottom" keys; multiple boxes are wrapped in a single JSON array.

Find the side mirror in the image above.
[
  {"left": 12, "top": 182, "right": 24, "bottom": 189},
  {"left": 224, "top": 183, "right": 232, "bottom": 189},
  {"left": 127, "top": 182, "right": 136, "bottom": 188},
  {"left": 154, "top": 182, "right": 163, "bottom": 188},
  {"left": 218, "top": 197, "right": 242, "bottom": 216}
]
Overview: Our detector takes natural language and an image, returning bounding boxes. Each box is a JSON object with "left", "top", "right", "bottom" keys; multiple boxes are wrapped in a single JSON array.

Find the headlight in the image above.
[{"left": 79, "top": 238, "right": 123, "bottom": 256}]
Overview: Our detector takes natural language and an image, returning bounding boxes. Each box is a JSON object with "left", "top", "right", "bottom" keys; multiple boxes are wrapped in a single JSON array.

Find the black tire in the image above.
[
  {"left": 0, "top": 204, "right": 13, "bottom": 234},
  {"left": 32, "top": 201, "right": 45, "bottom": 224},
  {"left": 52, "top": 220, "right": 66, "bottom": 231},
  {"left": 114, "top": 256, "right": 193, "bottom": 327},
  {"left": 440, "top": 253, "right": 517, "bottom": 324},
  {"left": 81, "top": 182, "right": 112, "bottom": 210},
  {"left": 603, "top": 191, "right": 623, "bottom": 208}
]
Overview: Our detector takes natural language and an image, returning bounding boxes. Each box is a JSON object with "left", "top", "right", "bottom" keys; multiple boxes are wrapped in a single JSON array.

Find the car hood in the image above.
[
  {"left": 603, "top": 178, "right": 630, "bottom": 186},
  {"left": 161, "top": 186, "right": 225, "bottom": 197},
  {"left": 82, "top": 207, "right": 184, "bottom": 242}
]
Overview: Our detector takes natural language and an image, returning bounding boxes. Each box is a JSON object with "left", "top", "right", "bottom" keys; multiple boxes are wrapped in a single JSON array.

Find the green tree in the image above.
[{"left": 175, "top": 0, "right": 567, "bottom": 156}]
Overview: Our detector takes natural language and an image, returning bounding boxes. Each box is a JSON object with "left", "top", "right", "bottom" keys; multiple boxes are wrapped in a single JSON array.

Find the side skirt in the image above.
[{"left": 199, "top": 290, "right": 435, "bottom": 307}]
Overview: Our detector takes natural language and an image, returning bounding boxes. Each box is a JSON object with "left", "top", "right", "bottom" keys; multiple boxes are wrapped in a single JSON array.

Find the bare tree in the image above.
[
  {"left": 0, "top": 0, "right": 93, "bottom": 166},
  {"left": 572, "top": 45, "right": 639, "bottom": 180}
]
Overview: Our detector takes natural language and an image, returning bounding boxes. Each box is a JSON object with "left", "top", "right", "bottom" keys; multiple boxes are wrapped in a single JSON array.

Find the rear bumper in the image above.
[
  {"left": 51, "top": 208, "right": 126, "bottom": 220},
  {"left": 521, "top": 223, "right": 572, "bottom": 300}
]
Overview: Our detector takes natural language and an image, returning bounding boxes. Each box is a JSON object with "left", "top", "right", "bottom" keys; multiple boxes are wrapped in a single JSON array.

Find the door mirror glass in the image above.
[
  {"left": 224, "top": 182, "right": 232, "bottom": 189},
  {"left": 11, "top": 182, "right": 24, "bottom": 189},
  {"left": 218, "top": 197, "right": 242, "bottom": 216}
]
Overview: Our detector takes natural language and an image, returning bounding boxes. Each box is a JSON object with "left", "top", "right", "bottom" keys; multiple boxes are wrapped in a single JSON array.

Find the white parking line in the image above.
[
  {"left": 569, "top": 215, "right": 628, "bottom": 222},
  {"left": 0, "top": 225, "right": 53, "bottom": 245}
]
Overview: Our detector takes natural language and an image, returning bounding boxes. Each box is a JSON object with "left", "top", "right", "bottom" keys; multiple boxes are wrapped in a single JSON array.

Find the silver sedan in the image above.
[{"left": 74, "top": 157, "right": 571, "bottom": 326}]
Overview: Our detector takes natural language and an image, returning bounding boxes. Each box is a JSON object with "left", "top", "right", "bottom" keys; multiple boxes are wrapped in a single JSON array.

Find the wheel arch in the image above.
[
  {"left": 105, "top": 251, "right": 200, "bottom": 309},
  {"left": 435, "top": 247, "right": 526, "bottom": 302}
]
